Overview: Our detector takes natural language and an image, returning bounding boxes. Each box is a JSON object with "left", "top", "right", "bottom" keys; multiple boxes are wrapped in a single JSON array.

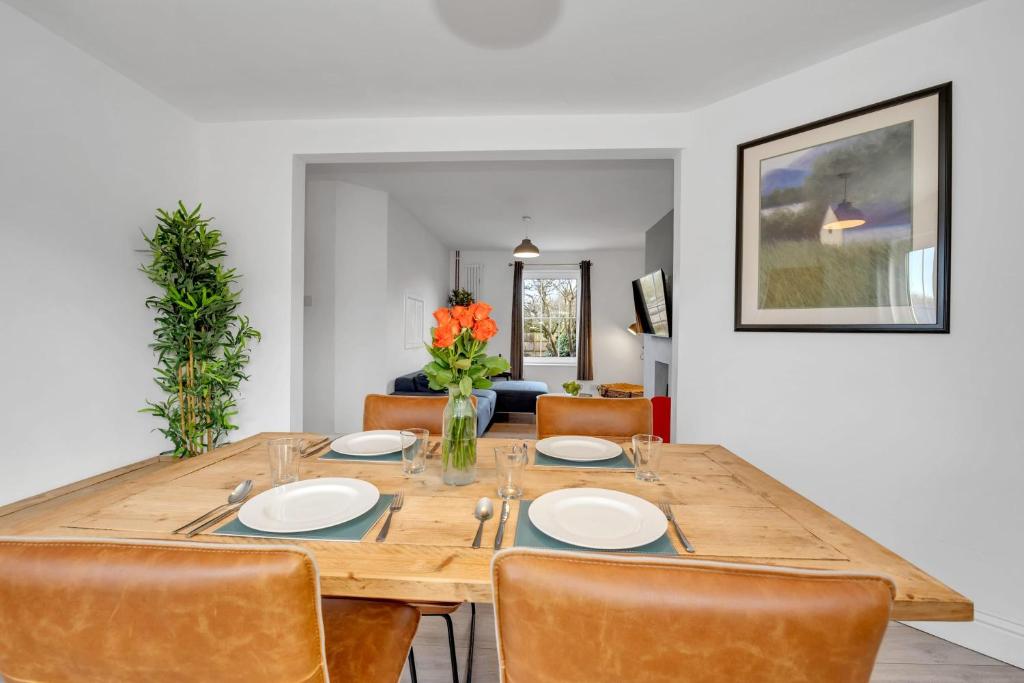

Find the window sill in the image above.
[{"left": 524, "top": 358, "right": 577, "bottom": 367}]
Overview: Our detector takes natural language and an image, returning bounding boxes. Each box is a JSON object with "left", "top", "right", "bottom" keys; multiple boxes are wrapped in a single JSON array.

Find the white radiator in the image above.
[{"left": 462, "top": 263, "right": 484, "bottom": 301}]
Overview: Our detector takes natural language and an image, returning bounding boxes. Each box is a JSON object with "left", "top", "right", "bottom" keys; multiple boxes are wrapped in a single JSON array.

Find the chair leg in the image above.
[
  {"left": 441, "top": 613, "right": 459, "bottom": 683},
  {"left": 407, "top": 647, "right": 418, "bottom": 683},
  {"left": 465, "top": 602, "right": 477, "bottom": 683}
]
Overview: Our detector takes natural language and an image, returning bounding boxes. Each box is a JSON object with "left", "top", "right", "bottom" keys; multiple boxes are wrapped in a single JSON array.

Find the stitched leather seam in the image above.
[{"left": 493, "top": 551, "right": 895, "bottom": 594}]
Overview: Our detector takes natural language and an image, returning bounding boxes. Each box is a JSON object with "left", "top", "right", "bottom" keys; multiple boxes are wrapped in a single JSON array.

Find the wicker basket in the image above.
[{"left": 597, "top": 383, "right": 645, "bottom": 398}]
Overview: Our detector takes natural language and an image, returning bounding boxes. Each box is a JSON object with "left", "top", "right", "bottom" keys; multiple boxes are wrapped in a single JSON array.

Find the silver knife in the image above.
[{"left": 493, "top": 500, "right": 511, "bottom": 549}]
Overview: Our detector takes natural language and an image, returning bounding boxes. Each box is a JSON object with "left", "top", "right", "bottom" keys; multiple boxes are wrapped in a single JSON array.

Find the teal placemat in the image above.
[
  {"left": 534, "top": 448, "right": 634, "bottom": 470},
  {"left": 211, "top": 494, "right": 393, "bottom": 542},
  {"left": 513, "top": 500, "right": 678, "bottom": 556},
  {"left": 319, "top": 450, "right": 402, "bottom": 463}
]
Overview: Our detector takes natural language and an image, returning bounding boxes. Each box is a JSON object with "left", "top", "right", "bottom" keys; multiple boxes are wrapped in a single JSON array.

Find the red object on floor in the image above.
[{"left": 651, "top": 396, "right": 671, "bottom": 443}]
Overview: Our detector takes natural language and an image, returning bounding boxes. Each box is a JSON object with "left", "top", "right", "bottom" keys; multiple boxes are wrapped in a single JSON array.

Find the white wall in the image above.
[
  {"left": 456, "top": 249, "right": 644, "bottom": 392},
  {"left": 0, "top": 2, "right": 198, "bottom": 506},
  {"left": 302, "top": 181, "right": 449, "bottom": 433},
  {"left": 385, "top": 199, "right": 450, "bottom": 387},
  {"left": 301, "top": 179, "right": 338, "bottom": 434},
  {"left": 676, "top": 0, "right": 1024, "bottom": 666}
]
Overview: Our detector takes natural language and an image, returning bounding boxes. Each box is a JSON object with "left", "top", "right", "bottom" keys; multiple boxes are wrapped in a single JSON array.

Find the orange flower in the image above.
[
  {"left": 451, "top": 305, "right": 474, "bottom": 329},
  {"left": 433, "top": 324, "right": 455, "bottom": 348},
  {"left": 472, "top": 317, "right": 498, "bottom": 341},
  {"left": 433, "top": 307, "right": 452, "bottom": 326},
  {"left": 469, "top": 302, "right": 492, "bottom": 321}
]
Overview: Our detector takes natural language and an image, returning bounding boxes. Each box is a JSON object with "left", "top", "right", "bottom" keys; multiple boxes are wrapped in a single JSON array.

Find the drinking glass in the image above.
[
  {"left": 632, "top": 434, "right": 664, "bottom": 482},
  {"left": 267, "top": 437, "right": 302, "bottom": 487},
  {"left": 495, "top": 444, "right": 528, "bottom": 499},
  {"left": 401, "top": 428, "right": 429, "bottom": 475}
]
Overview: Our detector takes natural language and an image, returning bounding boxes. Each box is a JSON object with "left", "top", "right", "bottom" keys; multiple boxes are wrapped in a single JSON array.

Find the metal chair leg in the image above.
[
  {"left": 441, "top": 613, "right": 459, "bottom": 683},
  {"left": 465, "top": 602, "right": 477, "bottom": 683},
  {"left": 407, "top": 647, "right": 418, "bottom": 683}
]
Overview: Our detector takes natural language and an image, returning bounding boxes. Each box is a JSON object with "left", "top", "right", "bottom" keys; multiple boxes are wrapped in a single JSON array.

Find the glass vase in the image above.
[{"left": 442, "top": 390, "right": 477, "bottom": 486}]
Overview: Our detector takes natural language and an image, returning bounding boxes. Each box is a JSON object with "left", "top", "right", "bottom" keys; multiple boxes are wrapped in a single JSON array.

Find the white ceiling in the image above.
[
  {"left": 308, "top": 159, "right": 674, "bottom": 251},
  {"left": 4, "top": 0, "right": 981, "bottom": 122}
]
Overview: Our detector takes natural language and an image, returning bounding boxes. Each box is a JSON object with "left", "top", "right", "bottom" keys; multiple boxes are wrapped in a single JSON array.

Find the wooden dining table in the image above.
[{"left": 0, "top": 432, "right": 971, "bottom": 622}]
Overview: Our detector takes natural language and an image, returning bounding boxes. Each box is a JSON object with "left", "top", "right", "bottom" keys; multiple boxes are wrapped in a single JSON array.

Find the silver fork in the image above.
[
  {"left": 375, "top": 491, "right": 405, "bottom": 542},
  {"left": 659, "top": 502, "right": 695, "bottom": 553}
]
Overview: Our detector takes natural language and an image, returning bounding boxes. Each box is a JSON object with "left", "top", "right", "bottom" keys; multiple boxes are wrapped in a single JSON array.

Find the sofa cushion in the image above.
[
  {"left": 393, "top": 371, "right": 422, "bottom": 393},
  {"left": 491, "top": 380, "right": 549, "bottom": 413}
]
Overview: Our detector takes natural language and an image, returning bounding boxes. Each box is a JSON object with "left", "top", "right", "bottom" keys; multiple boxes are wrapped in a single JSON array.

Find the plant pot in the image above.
[{"left": 442, "top": 390, "right": 477, "bottom": 486}]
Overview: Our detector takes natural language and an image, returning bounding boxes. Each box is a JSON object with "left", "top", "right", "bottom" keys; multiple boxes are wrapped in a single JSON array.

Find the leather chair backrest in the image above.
[
  {"left": 492, "top": 548, "right": 894, "bottom": 683},
  {"left": 0, "top": 537, "right": 329, "bottom": 683},
  {"left": 536, "top": 395, "right": 652, "bottom": 440},
  {"left": 364, "top": 393, "right": 474, "bottom": 434}
]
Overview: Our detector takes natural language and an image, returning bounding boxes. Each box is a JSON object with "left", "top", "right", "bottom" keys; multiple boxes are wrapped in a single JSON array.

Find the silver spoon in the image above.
[
  {"left": 471, "top": 497, "right": 494, "bottom": 549},
  {"left": 174, "top": 479, "right": 254, "bottom": 534}
]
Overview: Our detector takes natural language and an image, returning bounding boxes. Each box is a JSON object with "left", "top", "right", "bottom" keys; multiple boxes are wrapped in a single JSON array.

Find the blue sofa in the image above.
[{"left": 391, "top": 371, "right": 548, "bottom": 436}]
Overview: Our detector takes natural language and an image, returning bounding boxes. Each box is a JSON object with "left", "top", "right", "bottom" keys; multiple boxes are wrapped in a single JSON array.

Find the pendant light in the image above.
[
  {"left": 513, "top": 215, "right": 540, "bottom": 258},
  {"left": 822, "top": 172, "right": 867, "bottom": 230}
]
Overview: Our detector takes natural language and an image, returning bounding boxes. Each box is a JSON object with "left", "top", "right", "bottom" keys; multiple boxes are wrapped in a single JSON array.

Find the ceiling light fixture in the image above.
[
  {"left": 822, "top": 172, "right": 868, "bottom": 231},
  {"left": 513, "top": 215, "right": 540, "bottom": 258}
]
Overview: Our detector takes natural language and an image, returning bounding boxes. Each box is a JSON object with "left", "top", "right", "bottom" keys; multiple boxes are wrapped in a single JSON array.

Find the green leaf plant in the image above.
[{"left": 139, "top": 202, "right": 261, "bottom": 457}]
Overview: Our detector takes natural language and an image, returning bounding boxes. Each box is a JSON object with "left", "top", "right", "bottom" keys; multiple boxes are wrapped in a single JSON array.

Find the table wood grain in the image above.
[{"left": 0, "top": 432, "right": 971, "bottom": 621}]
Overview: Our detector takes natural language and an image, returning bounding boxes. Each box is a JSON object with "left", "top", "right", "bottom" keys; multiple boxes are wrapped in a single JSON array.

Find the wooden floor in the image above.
[
  {"left": 401, "top": 603, "right": 1024, "bottom": 683},
  {"left": 484, "top": 415, "right": 536, "bottom": 440}
]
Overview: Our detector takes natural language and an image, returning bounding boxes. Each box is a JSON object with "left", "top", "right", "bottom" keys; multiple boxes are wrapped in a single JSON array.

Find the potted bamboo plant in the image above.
[{"left": 140, "top": 203, "right": 261, "bottom": 457}]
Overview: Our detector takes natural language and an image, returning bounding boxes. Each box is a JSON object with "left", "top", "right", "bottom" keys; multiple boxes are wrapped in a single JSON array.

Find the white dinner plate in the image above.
[
  {"left": 238, "top": 478, "right": 380, "bottom": 533},
  {"left": 535, "top": 436, "right": 622, "bottom": 462},
  {"left": 331, "top": 430, "right": 414, "bottom": 456},
  {"left": 529, "top": 488, "right": 667, "bottom": 550}
]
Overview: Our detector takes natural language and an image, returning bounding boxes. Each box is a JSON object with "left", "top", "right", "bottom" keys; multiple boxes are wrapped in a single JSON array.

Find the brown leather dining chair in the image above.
[
  {"left": 362, "top": 392, "right": 475, "bottom": 683},
  {"left": 492, "top": 548, "right": 895, "bottom": 683},
  {"left": 536, "top": 395, "right": 652, "bottom": 440},
  {"left": 364, "top": 393, "right": 450, "bottom": 433},
  {"left": 0, "top": 537, "right": 419, "bottom": 683}
]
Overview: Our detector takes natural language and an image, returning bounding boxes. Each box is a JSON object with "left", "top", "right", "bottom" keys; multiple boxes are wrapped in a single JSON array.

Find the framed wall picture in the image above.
[
  {"left": 404, "top": 294, "right": 425, "bottom": 349},
  {"left": 735, "top": 83, "right": 951, "bottom": 332}
]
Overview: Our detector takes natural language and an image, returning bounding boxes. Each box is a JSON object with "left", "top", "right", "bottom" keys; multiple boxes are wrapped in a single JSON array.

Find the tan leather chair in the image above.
[
  {"left": 0, "top": 537, "right": 419, "bottom": 683},
  {"left": 492, "top": 548, "right": 894, "bottom": 683},
  {"left": 536, "top": 395, "right": 652, "bottom": 440},
  {"left": 364, "top": 394, "right": 476, "bottom": 434}
]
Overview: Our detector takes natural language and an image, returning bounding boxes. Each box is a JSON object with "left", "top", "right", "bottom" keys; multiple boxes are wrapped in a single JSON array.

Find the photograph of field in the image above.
[{"left": 757, "top": 121, "right": 914, "bottom": 310}]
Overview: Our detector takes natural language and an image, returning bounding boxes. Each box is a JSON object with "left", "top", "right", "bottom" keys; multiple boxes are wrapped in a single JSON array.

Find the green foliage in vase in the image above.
[
  {"left": 139, "top": 202, "right": 261, "bottom": 457},
  {"left": 562, "top": 380, "right": 581, "bottom": 397}
]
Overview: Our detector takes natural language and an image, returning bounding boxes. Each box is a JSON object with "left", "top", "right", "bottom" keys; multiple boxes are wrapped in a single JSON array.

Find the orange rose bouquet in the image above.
[{"left": 424, "top": 301, "right": 509, "bottom": 483}]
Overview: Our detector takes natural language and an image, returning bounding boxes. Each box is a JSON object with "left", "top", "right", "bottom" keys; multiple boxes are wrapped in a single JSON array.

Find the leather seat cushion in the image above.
[{"left": 321, "top": 597, "right": 419, "bottom": 683}]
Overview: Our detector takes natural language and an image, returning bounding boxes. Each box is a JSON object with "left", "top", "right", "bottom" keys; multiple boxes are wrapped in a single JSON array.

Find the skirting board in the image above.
[{"left": 904, "top": 609, "right": 1024, "bottom": 669}]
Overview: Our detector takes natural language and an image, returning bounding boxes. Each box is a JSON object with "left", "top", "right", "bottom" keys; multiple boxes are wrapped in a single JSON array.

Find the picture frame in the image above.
[
  {"left": 735, "top": 82, "right": 951, "bottom": 333},
  {"left": 404, "top": 294, "right": 425, "bottom": 349}
]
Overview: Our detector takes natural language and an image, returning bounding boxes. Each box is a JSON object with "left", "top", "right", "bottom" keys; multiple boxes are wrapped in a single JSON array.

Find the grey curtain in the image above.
[
  {"left": 510, "top": 261, "right": 524, "bottom": 380},
  {"left": 577, "top": 260, "right": 593, "bottom": 380}
]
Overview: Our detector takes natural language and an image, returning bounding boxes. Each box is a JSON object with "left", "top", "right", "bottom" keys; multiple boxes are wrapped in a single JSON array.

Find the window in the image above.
[{"left": 523, "top": 270, "right": 578, "bottom": 364}]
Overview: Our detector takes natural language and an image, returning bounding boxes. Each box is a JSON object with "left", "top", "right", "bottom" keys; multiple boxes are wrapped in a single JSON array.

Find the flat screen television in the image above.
[{"left": 631, "top": 269, "right": 671, "bottom": 337}]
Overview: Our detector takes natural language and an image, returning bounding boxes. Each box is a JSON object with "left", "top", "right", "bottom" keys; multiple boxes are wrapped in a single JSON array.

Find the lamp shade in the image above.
[
  {"left": 822, "top": 201, "right": 867, "bottom": 230},
  {"left": 513, "top": 237, "right": 540, "bottom": 258}
]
